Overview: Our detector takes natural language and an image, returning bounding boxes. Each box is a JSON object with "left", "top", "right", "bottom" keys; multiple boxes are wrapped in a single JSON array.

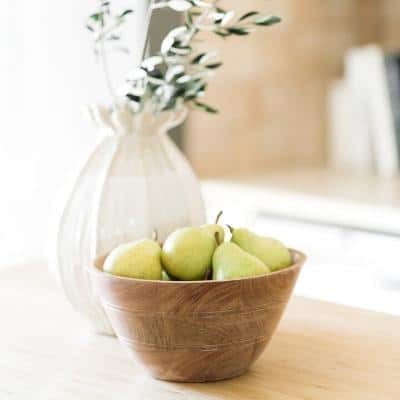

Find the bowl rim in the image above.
[{"left": 89, "top": 248, "right": 306, "bottom": 285}]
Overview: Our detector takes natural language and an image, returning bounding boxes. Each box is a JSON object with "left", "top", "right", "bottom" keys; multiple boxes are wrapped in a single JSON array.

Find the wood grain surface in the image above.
[
  {"left": 1, "top": 263, "right": 400, "bottom": 399},
  {"left": 90, "top": 250, "right": 305, "bottom": 382}
]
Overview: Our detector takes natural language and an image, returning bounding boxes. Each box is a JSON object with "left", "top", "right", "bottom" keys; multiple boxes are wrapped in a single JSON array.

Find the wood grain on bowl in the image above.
[{"left": 90, "top": 250, "right": 305, "bottom": 382}]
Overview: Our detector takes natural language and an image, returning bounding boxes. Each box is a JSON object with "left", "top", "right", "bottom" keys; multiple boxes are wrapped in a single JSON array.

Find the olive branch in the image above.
[{"left": 87, "top": 0, "right": 281, "bottom": 114}]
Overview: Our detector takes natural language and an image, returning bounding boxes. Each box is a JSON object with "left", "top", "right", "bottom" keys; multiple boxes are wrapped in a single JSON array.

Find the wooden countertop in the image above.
[{"left": 2, "top": 264, "right": 400, "bottom": 399}]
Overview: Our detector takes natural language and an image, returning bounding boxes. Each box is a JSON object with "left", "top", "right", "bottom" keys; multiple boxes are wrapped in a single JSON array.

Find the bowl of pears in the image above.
[{"left": 90, "top": 212, "right": 306, "bottom": 383}]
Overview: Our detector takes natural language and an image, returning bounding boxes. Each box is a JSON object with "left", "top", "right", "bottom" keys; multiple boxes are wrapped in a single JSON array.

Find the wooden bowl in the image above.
[{"left": 90, "top": 249, "right": 305, "bottom": 382}]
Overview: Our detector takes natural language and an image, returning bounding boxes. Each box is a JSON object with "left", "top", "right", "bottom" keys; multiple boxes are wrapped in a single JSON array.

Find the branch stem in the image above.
[
  {"left": 140, "top": 0, "right": 156, "bottom": 64},
  {"left": 99, "top": 25, "right": 117, "bottom": 99}
]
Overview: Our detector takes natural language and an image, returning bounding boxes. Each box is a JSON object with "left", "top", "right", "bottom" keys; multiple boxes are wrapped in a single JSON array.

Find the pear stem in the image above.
[
  {"left": 227, "top": 224, "right": 234, "bottom": 234},
  {"left": 152, "top": 230, "right": 159, "bottom": 243},
  {"left": 215, "top": 210, "right": 223, "bottom": 224},
  {"left": 214, "top": 231, "right": 222, "bottom": 246}
]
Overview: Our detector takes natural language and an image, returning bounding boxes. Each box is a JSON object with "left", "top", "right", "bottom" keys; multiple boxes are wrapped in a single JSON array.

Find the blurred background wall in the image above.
[
  {"left": 383, "top": 0, "right": 400, "bottom": 48},
  {"left": 186, "top": 0, "right": 400, "bottom": 176}
]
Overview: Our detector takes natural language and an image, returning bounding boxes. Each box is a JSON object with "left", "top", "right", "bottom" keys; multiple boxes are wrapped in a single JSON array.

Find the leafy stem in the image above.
[
  {"left": 99, "top": 37, "right": 116, "bottom": 99},
  {"left": 87, "top": 1, "right": 134, "bottom": 98},
  {"left": 86, "top": 0, "right": 281, "bottom": 114}
]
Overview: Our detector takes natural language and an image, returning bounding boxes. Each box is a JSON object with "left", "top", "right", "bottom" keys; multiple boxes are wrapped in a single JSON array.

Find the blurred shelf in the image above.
[{"left": 202, "top": 167, "right": 400, "bottom": 236}]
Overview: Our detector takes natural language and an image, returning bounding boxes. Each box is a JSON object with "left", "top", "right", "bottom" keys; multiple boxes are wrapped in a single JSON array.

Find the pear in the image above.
[
  {"left": 230, "top": 228, "right": 291, "bottom": 272},
  {"left": 212, "top": 242, "right": 270, "bottom": 280},
  {"left": 161, "top": 227, "right": 217, "bottom": 280},
  {"left": 103, "top": 239, "right": 162, "bottom": 280},
  {"left": 200, "top": 211, "right": 225, "bottom": 245},
  {"left": 161, "top": 270, "right": 171, "bottom": 281}
]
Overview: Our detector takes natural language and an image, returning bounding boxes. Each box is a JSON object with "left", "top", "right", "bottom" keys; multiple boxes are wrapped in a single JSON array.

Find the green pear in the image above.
[
  {"left": 161, "top": 270, "right": 171, "bottom": 281},
  {"left": 161, "top": 227, "right": 217, "bottom": 280},
  {"left": 212, "top": 242, "right": 270, "bottom": 280},
  {"left": 200, "top": 224, "right": 225, "bottom": 245},
  {"left": 230, "top": 228, "right": 291, "bottom": 271},
  {"left": 104, "top": 239, "right": 162, "bottom": 280},
  {"left": 200, "top": 211, "right": 225, "bottom": 245}
]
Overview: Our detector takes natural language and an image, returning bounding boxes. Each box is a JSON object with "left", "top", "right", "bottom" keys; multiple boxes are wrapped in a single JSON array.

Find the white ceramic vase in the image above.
[{"left": 49, "top": 105, "right": 206, "bottom": 335}]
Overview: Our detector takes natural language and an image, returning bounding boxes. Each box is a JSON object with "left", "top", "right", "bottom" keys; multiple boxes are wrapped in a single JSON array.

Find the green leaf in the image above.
[
  {"left": 213, "top": 14, "right": 224, "bottom": 24},
  {"left": 89, "top": 13, "right": 102, "bottom": 22},
  {"left": 173, "top": 43, "right": 192, "bottom": 50},
  {"left": 214, "top": 29, "right": 231, "bottom": 38},
  {"left": 193, "top": 0, "right": 214, "bottom": 8},
  {"left": 193, "top": 101, "right": 218, "bottom": 113},
  {"left": 142, "top": 56, "right": 163, "bottom": 71},
  {"left": 148, "top": 68, "right": 164, "bottom": 80},
  {"left": 107, "top": 34, "right": 120, "bottom": 41},
  {"left": 166, "top": 65, "right": 185, "bottom": 82},
  {"left": 186, "top": 80, "right": 207, "bottom": 95},
  {"left": 126, "top": 93, "right": 141, "bottom": 102},
  {"left": 161, "top": 36, "right": 175, "bottom": 54},
  {"left": 205, "top": 62, "right": 222, "bottom": 69},
  {"left": 126, "top": 68, "right": 147, "bottom": 81},
  {"left": 254, "top": 15, "right": 281, "bottom": 26},
  {"left": 187, "top": 11, "right": 193, "bottom": 25},
  {"left": 176, "top": 75, "right": 192, "bottom": 84},
  {"left": 184, "top": 93, "right": 198, "bottom": 101},
  {"left": 174, "top": 86, "right": 186, "bottom": 97},
  {"left": 220, "top": 10, "right": 235, "bottom": 26},
  {"left": 239, "top": 11, "right": 259, "bottom": 21},
  {"left": 170, "top": 45, "right": 192, "bottom": 55},
  {"left": 191, "top": 52, "right": 207, "bottom": 64},
  {"left": 120, "top": 9, "right": 134, "bottom": 18},
  {"left": 195, "top": 82, "right": 207, "bottom": 92},
  {"left": 168, "top": 0, "right": 192, "bottom": 12},
  {"left": 227, "top": 27, "right": 250, "bottom": 36}
]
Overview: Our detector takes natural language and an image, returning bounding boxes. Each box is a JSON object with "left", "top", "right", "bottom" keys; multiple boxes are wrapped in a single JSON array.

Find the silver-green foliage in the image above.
[{"left": 87, "top": 0, "right": 281, "bottom": 114}]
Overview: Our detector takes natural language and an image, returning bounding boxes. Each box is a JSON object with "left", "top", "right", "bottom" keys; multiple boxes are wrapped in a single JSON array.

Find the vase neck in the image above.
[
  {"left": 129, "top": 109, "right": 186, "bottom": 137},
  {"left": 85, "top": 103, "right": 187, "bottom": 137}
]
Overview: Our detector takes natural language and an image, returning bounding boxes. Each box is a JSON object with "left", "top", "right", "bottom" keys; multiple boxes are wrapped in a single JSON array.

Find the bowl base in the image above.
[{"left": 151, "top": 367, "right": 250, "bottom": 383}]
